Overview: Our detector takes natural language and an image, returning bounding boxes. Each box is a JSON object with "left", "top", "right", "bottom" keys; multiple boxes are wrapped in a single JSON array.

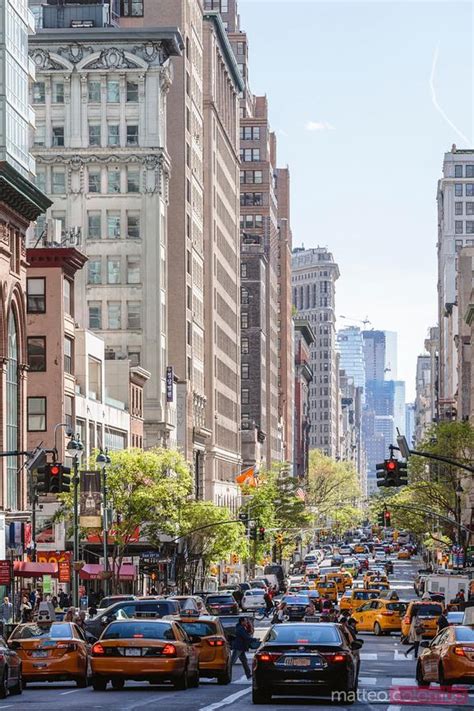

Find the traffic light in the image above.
[
  {"left": 259, "top": 526, "right": 265, "bottom": 541},
  {"left": 249, "top": 523, "right": 257, "bottom": 541},
  {"left": 376, "top": 461, "right": 388, "bottom": 487},
  {"left": 384, "top": 510, "right": 391, "bottom": 527},
  {"left": 276, "top": 533, "right": 284, "bottom": 545},
  {"left": 231, "top": 553, "right": 239, "bottom": 564},
  {"left": 36, "top": 465, "right": 49, "bottom": 495},
  {"left": 238, "top": 512, "right": 249, "bottom": 533},
  {"left": 376, "top": 459, "right": 401, "bottom": 487},
  {"left": 377, "top": 512, "right": 385, "bottom": 526},
  {"left": 60, "top": 466, "right": 71, "bottom": 493},
  {"left": 397, "top": 460, "right": 408, "bottom": 486},
  {"left": 48, "top": 463, "right": 61, "bottom": 493}
]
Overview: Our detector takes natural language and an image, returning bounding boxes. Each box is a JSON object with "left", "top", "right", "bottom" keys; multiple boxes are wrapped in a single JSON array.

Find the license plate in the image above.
[
  {"left": 284, "top": 657, "right": 311, "bottom": 667},
  {"left": 32, "top": 650, "right": 48, "bottom": 658},
  {"left": 125, "top": 648, "right": 141, "bottom": 656}
]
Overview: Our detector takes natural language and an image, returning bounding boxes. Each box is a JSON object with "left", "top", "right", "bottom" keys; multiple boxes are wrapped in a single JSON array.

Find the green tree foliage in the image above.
[{"left": 306, "top": 450, "right": 362, "bottom": 535}]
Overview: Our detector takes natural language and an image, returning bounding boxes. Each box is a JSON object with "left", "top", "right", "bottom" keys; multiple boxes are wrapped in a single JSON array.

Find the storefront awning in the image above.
[
  {"left": 14, "top": 562, "right": 58, "bottom": 578},
  {"left": 79, "top": 563, "right": 136, "bottom": 581}
]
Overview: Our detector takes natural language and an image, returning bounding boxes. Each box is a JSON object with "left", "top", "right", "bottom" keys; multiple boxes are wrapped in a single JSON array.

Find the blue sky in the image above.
[{"left": 240, "top": 0, "right": 473, "bottom": 400}]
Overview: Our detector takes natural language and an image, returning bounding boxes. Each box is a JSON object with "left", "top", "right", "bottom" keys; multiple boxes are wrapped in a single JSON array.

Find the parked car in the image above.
[
  {"left": 204, "top": 594, "right": 239, "bottom": 616},
  {"left": 416, "top": 625, "right": 474, "bottom": 686},
  {"left": 0, "top": 635, "right": 22, "bottom": 697},
  {"left": 252, "top": 622, "right": 363, "bottom": 704},
  {"left": 90, "top": 619, "right": 199, "bottom": 690},
  {"left": 9, "top": 622, "right": 88, "bottom": 688}
]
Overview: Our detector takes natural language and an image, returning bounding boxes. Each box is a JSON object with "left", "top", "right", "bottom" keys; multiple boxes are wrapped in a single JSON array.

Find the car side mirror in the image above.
[{"left": 351, "top": 640, "right": 363, "bottom": 650}]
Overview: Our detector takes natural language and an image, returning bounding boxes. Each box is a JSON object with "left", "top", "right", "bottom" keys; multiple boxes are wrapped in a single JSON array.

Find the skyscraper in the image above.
[
  {"left": 292, "top": 247, "right": 340, "bottom": 458},
  {"left": 336, "top": 326, "right": 366, "bottom": 392}
]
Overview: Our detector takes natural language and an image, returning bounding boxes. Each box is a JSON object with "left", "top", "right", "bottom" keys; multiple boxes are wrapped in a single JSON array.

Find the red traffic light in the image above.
[
  {"left": 384, "top": 511, "right": 391, "bottom": 519},
  {"left": 50, "top": 464, "right": 60, "bottom": 476},
  {"left": 386, "top": 460, "right": 397, "bottom": 471}
]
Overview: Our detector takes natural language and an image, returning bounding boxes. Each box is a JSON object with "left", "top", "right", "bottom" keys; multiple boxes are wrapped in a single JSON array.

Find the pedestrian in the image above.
[
  {"left": 230, "top": 615, "right": 255, "bottom": 680},
  {"left": 150, "top": 586, "right": 158, "bottom": 596},
  {"left": 20, "top": 595, "right": 32, "bottom": 623},
  {"left": 75, "top": 610, "right": 86, "bottom": 630},
  {"left": 64, "top": 607, "right": 76, "bottom": 622},
  {"left": 58, "top": 588, "right": 69, "bottom": 609},
  {"left": 233, "top": 587, "right": 244, "bottom": 608},
  {"left": 436, "top": 611, "right": 449, "bottom": 633},
  {"left": 263, "top": 590, "right": 273, "bottom": 617},
  {"left": 304, "top": 600, "right": 316, "bottom": 617},
  {"left": 404, "top": 615, "right": 423, "bottom": 658},
  {"left": 455, "top": 589, "right": 465, "bottom": 604},
  {"left": 88, "top": 603, "right": 98, "bottom": 617},
  {"left": 0, "top": 596, "right": 13, "bottom": 626},
  {"left": 274, "top": 601, "right": 288, "bottom": 623}
]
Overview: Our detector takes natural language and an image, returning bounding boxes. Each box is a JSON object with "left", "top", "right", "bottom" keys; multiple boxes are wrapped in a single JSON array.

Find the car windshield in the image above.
[
  {"left": 11, "top": 623, "right": 73, "bottom": 640},
  {"left": 455, "top": 627, "right": 474, "bottom": 641},
  {"left": 246, "top": 590, "right": 264, "bottom": 596},
  {"left": 354, "top": 591, "right": 378, "bottom": 599},
  {"left": 413, "top": 604, "right": 443, "bottom": 617},
  {"left": 386, "top": 602, "right": 407, "bottom": 612},
  {"left": 136, "top": 602, "right": 175, "bottom": 616},
  {"left": 447, "top": 612, "right": 463, "bottom": 622},
  {"left": 179, "top": 621, "right": 218, "bottom": 637},
  {"left": 207, "top": 596, "right": 234, "bottom": 604},
  {"left": 102, "top": 622, "right": 175, "bottom": 640},
  {"left": 267, "top": 624, "right": 341, "bottom": 644}
]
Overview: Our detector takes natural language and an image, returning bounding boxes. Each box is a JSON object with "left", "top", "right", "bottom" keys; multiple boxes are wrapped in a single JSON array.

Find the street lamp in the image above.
[
  {"left": 67, "top": 434, "right": 84, "bottom": 607},
  {"left": 455, "top": 481, "right": 464, "bottom": 548},
  {"left": 96, "top": 449, "right": 111, "bottom": 595}
]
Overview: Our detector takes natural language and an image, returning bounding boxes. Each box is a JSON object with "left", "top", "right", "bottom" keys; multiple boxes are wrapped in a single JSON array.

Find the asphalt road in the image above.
[{"left": 2, "top": 556, "right": 472, "bottom": 711}]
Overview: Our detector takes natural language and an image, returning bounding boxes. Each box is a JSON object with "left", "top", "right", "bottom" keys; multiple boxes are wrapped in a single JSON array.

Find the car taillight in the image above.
[
  {"left": 92, "top": 643, "right": 105, "bottom": 656},
  {"left": 322, "top": 652, "right": 347, "bottom": 663},
  {"left": 255, "top": 652, "right": 280, "bottom": 663},
  {"left": 207, "top": 638, "right": 225, "bottom": 647},
  {"left": 161, "top": 644, "right": 177, "bottom": 656},
  {"left": 381, "top": 611, "right": 394, "bottom": 616},
  {"left": 452, "top": 646, "right": 472, "bottom": 657}
]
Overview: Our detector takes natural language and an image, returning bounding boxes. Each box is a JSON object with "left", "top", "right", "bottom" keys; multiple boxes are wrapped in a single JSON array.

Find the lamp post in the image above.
[
  {"left": 67, "top": 434, "right": 84, "bottom": 607},
  {"left": 96, "top": 449, "right": 111, "bottom": 596},
  {"left": 455, "top": 481, "right": 464, "bottom": 548}
]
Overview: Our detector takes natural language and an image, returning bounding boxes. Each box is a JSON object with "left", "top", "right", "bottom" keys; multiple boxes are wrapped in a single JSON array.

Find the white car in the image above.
[
  {"left": 241, "top": 589, "right": 266, "bottom": 610},
  {"left": 374, "top": 551, "right": 386, "bottom": 562}
]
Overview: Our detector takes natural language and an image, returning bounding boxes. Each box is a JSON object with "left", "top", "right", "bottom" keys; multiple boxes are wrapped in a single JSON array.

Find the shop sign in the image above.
[
  {"left": 0, "top": 560, "right": 10, "bottom": 585},
  {"left": 43, "top": 575, "right": 52, "bottom": 594},
  {"left": 58, "top": 560, "right": 71, "bottom": 584}
]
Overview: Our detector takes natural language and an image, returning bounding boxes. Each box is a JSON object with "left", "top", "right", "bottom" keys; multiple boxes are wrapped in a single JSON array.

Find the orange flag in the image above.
[{"left": 236, "top": 466, "right": 254, "bottom": 485}]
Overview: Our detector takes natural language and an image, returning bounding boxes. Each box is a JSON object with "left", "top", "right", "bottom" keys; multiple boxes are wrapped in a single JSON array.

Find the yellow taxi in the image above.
[
  {"left": 351, "top": 599, "right": 408, "bottom": 636},
  {"left": 176, "top": 615, "right": 231, "bottom": 685},
  {"left": 326, "top": 572, "right": 347, "bottom": 594},
  {"left": 9, "top": 621, "right": 89, "bottom": 687},
  {"left": 397, "top": 549, "right": 410, "bottom": 560},
  {"left": 340, "top": 588, "right": 381, "bottom": 612},
  {"left": 341, "top": 571, "right": 354, "bottom": 588},
  {"left": 370, "top": 581, "right": 391, "bottom": 594},
  {"left": 313, "top": 579, "right": 337, "bottom": 602},
  {"left": 416, "top": 625, "right": 474, "bottom": 686},
  {"left": 363, "top": 572, "right": 388, "bottom": 588},
  {"left": 91, "top": 619, "right": 199, "bottom": 690},
  {"left": 400, "top": 601, "right": 444, "bottom": 643},
  {"left": 354, "top": 544, "right": 366, "bottom": 554}
]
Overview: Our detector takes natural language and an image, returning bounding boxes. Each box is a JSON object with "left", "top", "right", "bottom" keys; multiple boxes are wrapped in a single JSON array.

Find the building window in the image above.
[
  {"left": 241, "top": 287, "right": 249, "bottom": 304},
  {"left": 88, "top": 356, "right": 102, "bottom": 402},
  {"left": 127, "top": 302, "right": 141, "bottom": 330},
  {"left": 65, "top": 394, "right": 73, "bottom": 429},
  {"left": 33, "top": 82, "right": 45, "bottom": 103},
  {"left": 107, "top": 257, "right": 121, "bottom": 284},
  {"left": 52, "top": 126, "right": 64, "bottom": 147},
  {"left": 107, "top": 79, "right": 120, "bottom": 102},
  {"left": 53, "top": 82, "right": 64, "bottom": 103},
  {"left": 120, "top": 0, "right": 144, "bottom": 16},
  {"left": 107, "top": 168, "right": 121, "bottom": 194},
  {"left": 241, "top": 363, "right": 249, "bottom": 379},
  {"left": 127, "top": 167, "right": 140, "bottom": 193},
  {"left": 241, "top": 312, "right": 248, "bottom": 329},
  {"left": 126, "top": 81, "right": 139, "bottom": 102},
  {"left": 242, "top": 389, "right": 249, "bottom": 404},
  {"left": 34, "top": 124, "right": 45, "bottom": 146},
  {"left": 127, "top": 257, "right": 141, "bottom": 284},
  {"left": 455, "top": 164, "right": 463, "bottom": 178},
  {"left": 64, "top": 278, "right": 72, "bottom": 316},
  {"left": 64, "top": 337, "right": 73, "bottom": 374},
  {"left": 240, "top": 148, "right": 260, "bottom": 162},
  {"left": 88, "top": 80, "right": 101, "bottom": 102},
  {"left": 88, "top": 168, "right": 101, "bottom": 193},
  {"left": 237, "top": 41, "right": 245, "bottom": 55},
  {"left": 241, "top": 337, "right": 249, "bottom": 354},
  {"left": 88, "top": 258, "right": 102, "bottom": 284},
  {"left": 127, "top": 349, "right": 141, "bottom": 366},
  {"left": 88, "top": 212, "right": 101, "bottom": 239},
  {"left": 126, "top": 124, "right": 139, "bottom": 146},
  {"left": 466, "top": 203, "right": 474, "bottom": 215},
  {"left": 241, "top": 263, "right": 247, "bottom": 278},
  {"left": 27, "top": 337, "right": 46, "bottom": 372},
  {"left": 455, "top": 184, "right": 463, "bottom": 197},
  {"left": 240, "top": 170, "right": 263, "bottom": 184},
  {"left": 51, "top": 168, "right": 65, "bottom": 194},
  {"left": 455, "top": 202, "right": 463, "bottom": 215},
  {"left": 107, "top": 211, "right": 121, "bottom": 239},
  {"left": 88, "top": 303, "right": 102, "bottom": 330},
  {"left": 455, "top": 220, "right": 463, "bottom": 234},
  {"left": 240, "top": 126, "right": 260, "bottom": 141},
  {"left": 27, "top": 397, "right": 46, "bottom": 432},
  {"left": 466, "top": 221, "right": 474, "bottom": 234},
  {"left": 108, "top": 302, "right": 122, "bottom": 329},
  {"left": 27, "top": 278, "right": 46, "bottom": 313},
  {"left": 89, "top": 124, "right": 101, "bottom": 147},
  {"left": 127, "top": 212, "right": 140, "bottom": 239},
  {"left": 467, "top": 184, "right": 474, "bottom": 197},
  {"left": 466, "top": 165, "right": 474, "bottom": 178},
  {"left": 108, "top": 124, "right": 120, "bottom": 147}
]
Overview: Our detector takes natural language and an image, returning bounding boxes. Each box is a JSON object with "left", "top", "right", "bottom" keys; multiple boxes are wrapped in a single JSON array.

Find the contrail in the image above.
[{"left": 429, "top": 45, "right": 471, "bottom": 146}]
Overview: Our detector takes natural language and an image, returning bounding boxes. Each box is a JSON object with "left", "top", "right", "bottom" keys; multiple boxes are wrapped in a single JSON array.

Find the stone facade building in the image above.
[
  {"left": 293, "top": 319, "right": 314, "bottom": 480},
  {"left": 29, "top": 17, "right": 182, "bottom": 449}
]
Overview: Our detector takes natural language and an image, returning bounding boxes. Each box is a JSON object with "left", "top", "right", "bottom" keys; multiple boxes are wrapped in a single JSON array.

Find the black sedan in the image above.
[
  {"left": 0, "top": 635, "right": 22, "bottom": 697},
  {"left": 282, "top": 595, "right": 310, "bottom": 621},
  {"left": 204, "top": 594, "right": 239, "bottom": 616},
  {"left": 252, "top": 623, "right": 362, "bottom": 704}
]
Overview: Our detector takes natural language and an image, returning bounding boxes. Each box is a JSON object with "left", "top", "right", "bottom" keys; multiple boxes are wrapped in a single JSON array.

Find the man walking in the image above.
[
  {"left": 230, "top": 615, "right": 255, "bottom": 679},
  {"left": 0, "top": 596, "right": 13, "bottom": 634}
]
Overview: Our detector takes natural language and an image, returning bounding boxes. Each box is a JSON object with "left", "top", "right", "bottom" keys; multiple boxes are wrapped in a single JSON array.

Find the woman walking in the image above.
[{"left": 404, "top": 615, "right": 423, "bottom": 658}]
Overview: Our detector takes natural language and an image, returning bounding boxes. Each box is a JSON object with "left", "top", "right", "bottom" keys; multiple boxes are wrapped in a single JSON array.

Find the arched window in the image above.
[{"left": 6, "top": 310, "right": 19, "bottom": 508}]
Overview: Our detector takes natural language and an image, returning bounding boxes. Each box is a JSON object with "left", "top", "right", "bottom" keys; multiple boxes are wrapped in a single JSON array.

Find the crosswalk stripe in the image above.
[{"left": 360, "top": 652, "right": 377, "bottom": 660}]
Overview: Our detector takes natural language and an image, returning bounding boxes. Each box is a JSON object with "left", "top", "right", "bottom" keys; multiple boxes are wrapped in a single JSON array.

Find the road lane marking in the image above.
[
  {"left": 232, "top": 674, "right": 251, "bottom": 684},
  {"left": 387, "top": 706, "right": 402, "bottom": 711},
  {"left": 60, "top": 689, "right": 81, "bottom": 695},
  {"left": 200, "top": 687, "right": 251, "bottom": 711},
  {"left": 360, "top": 652, "right": 377, "bottom": 659},
  {"left": 391, "top": 678, "right": 417, "bottom": 686},
  {"left": 359, "top": 677, "right": 377, "bottom": 685},
  {"left": 394, "top": 649, "right": 412, "bottom": 660}
]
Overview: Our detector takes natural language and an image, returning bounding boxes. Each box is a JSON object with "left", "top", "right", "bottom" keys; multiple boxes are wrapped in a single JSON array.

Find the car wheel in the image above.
[
  {"left": 10, "top": 669, "right": 22, "bottom": 696},
  {"left": 111, "top": 679, "right": 125, "bottom": 690},
  {"left": 373, "top": 622, "right": 382, "bottom": 636},
  {"left": 189, "top": 669, "right": 199, "bottom": 688},
  {"left": 76, "top": 675, "right": 88, "bottom": 688},
  {"left": 92, "top": 676, "right": 108, "bottom": 691},
  {"left": 252, "top": 686, "right": 272, "bottom": 704},
  {"left": 0, "top": 671, "right": 8, "bottom": 699},
  {"left": 173, "top": 665, "right": 189, "bottom": 691},
  {"left": 438, "top": 664, "right": 452, "bottom": 687},
  {"left": 217, "top": 664, "right": 232, "bottom": 685},
  {"left": 416, "top": 662, "right": 429, "bottom": 687}
]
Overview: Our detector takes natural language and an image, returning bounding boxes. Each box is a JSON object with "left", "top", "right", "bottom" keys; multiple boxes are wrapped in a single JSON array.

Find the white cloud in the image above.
[{"left": 305, "top": 120, "right": 335, "bottom": 132}]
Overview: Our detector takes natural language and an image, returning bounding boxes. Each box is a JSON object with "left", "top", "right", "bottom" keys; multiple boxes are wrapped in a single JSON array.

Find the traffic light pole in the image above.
[
  {"left": 73, "top": 459, "right": 79, "bottom": 608},
  {"left": 396, "top": 432, "right": 474, "bottom": 475}
]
